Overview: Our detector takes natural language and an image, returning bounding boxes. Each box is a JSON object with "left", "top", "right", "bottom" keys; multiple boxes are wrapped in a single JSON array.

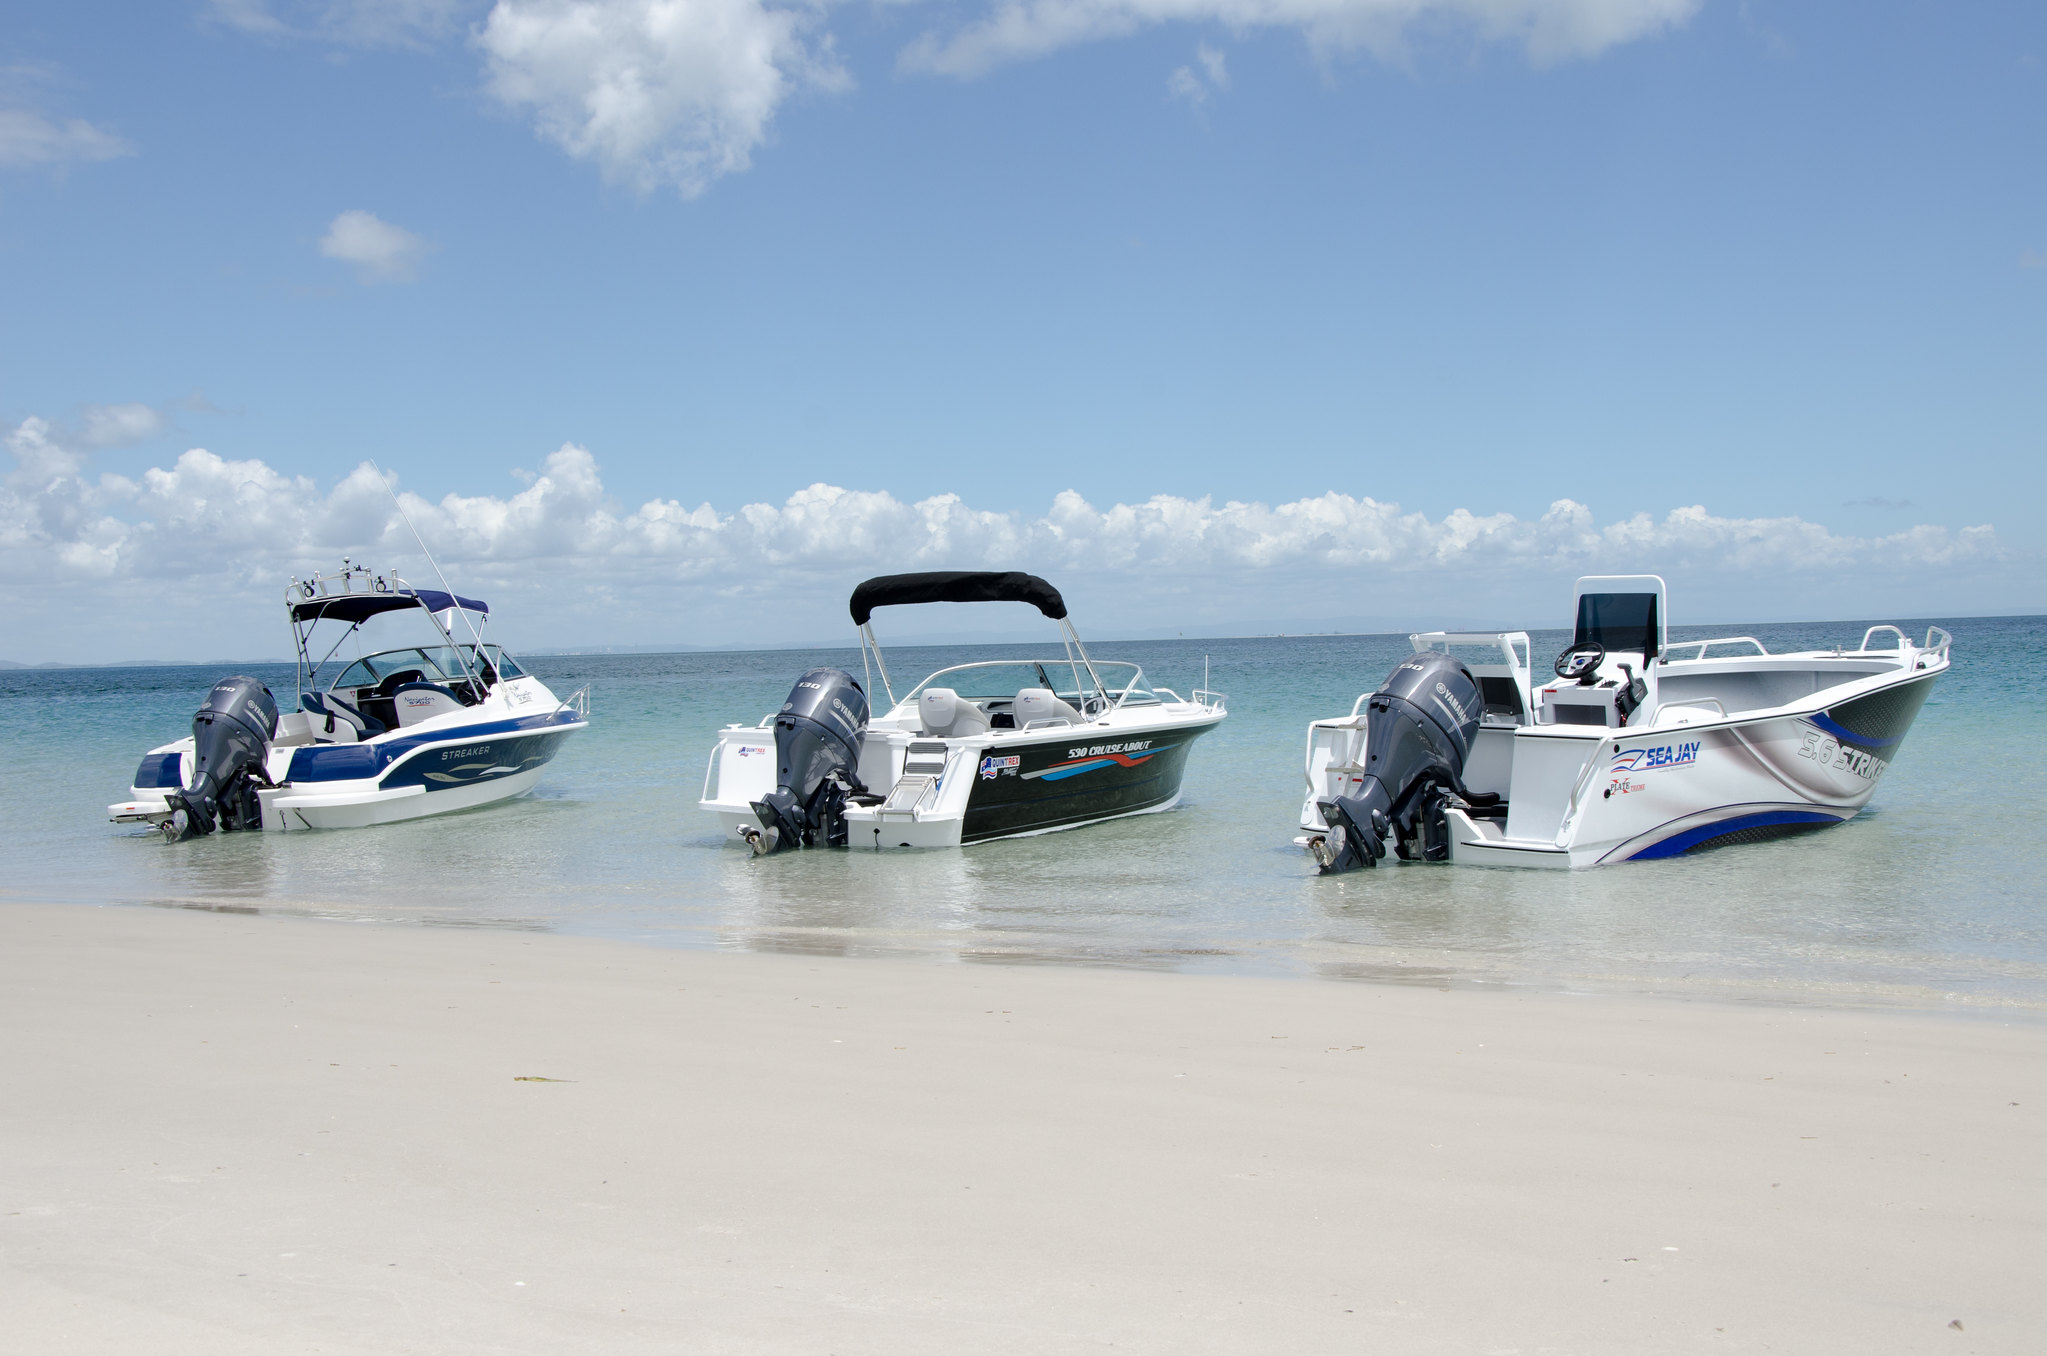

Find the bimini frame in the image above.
[
  {"left": 847, "top": 570, "right": 1107, "bottom": 710},
  {"left": 286, "top": 559, "right": 492, "bottom": 697}
]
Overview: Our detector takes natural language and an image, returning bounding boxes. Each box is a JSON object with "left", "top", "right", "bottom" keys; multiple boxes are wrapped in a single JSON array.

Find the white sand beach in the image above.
[{"left": 2, "top": 900, "right": 2040, "bottom": 1354}]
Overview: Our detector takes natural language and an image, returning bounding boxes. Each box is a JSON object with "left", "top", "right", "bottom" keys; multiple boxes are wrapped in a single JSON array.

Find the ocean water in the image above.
[{"left": 4, "top": 617, "right": 2043, "bottom": 1010}]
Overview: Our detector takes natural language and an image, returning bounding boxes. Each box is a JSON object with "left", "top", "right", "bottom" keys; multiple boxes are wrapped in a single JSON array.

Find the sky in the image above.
[{"left": 2, "top": 0, "right": 2042, "bottom": 662}]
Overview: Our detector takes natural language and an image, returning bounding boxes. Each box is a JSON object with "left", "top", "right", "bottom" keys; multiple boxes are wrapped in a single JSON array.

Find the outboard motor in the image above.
[
  {"left": 748, "top": 668, "right": 869, "bottom": 855},
  {"left": 163, "top": 675, "right": 279, "bottom": 842},
  {"left": 1311, "top": 653, "right": 1486, "bottom": 873}
]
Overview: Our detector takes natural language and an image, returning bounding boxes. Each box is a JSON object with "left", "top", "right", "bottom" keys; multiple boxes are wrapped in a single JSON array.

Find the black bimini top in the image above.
[
  {"left": 849, "top": 572, "right": 1067, "bottom": 627},
  {"left": 290, "top": 588, "right": 489, "bottom": 625}
]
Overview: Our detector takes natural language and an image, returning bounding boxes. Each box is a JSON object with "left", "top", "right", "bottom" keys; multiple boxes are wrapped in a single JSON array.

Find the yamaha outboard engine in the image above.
[
  {"left": 748, "top": 668, "right": 869, "bottom": 855},
  {"left": 1311, "top": 653, "right": 1485, "bottom": 873},
  {"left": 163, "top": 675, "right": 279, "bottom": 843}
]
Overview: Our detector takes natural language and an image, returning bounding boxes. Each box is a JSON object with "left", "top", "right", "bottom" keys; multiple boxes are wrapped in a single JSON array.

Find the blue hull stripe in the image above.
[
  {"left": 285, "top": 711, "right": 583, "bottom": 785},
  {"left": 1809, "top": 711, "right": 1900, "bottom": 749},
  {"left": 1630, "top": 809, "right": 1844, "bottom": 860}
]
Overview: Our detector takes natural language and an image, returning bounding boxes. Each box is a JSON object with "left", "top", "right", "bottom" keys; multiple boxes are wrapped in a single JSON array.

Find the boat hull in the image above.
[
  {"left": 706, "top": 712, "right": 1224, "bottom": 850},
  {"left": 1300, "top": 663, "right": 1942, "bottom": 871},
  {"left": 959, "top": 729, "right": 1201, "bottom": 843},
  {"left": 1565, "top": 672, "right": 1933, "bottom": 863},
  {"left": 114, "top": 712, "right": 584, "bottom": 833}
]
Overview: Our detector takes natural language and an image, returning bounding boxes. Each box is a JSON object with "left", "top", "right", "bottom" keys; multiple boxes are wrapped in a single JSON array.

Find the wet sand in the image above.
[{"left": 2, "top": 900, "right": 2040, "bottom": 1353}]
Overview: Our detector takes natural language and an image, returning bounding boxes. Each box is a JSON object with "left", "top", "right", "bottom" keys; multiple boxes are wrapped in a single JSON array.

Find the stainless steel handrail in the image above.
[
  {"left": 701, "top": 739, "right": 724, "bottom": 801},
  {"left": 1553, "top": 732, "right": 1617, "bottom": 847},
  {"left": 1663, "top": 636, "right": 1769, "bottom": 660},
  {"left": 899, "top": 659, "right": 1147, "bottom": 703}
]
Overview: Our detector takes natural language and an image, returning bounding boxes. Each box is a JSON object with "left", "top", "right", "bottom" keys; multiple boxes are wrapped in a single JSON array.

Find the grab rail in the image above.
[
  {"left": 1857, "top": 625, "right": 1907, "bottom": 652},
  {"left": 1655, "top": 697, "right": 1726, "bottom": 719},
  {"left": 1663, "top": 636, "right": 1768, "bottom": 661},
  {"left": 1303, "top": 720, "right": 1364, "bottom": 791},
  {"left": 1554, "top": 732, "right": 1616, "bottom": 848},
  {"left": 1920, "top": 625, "right": 1952, "bottom": 665},
  {"left": 701, "top": 739, "right": 724, "bottom": 802},
  {"left": 553, "top": 684, "right": 591, "bottom": 719},
  {"left": 1193, "top": 689, "right": 1227, "bottom": 712}
]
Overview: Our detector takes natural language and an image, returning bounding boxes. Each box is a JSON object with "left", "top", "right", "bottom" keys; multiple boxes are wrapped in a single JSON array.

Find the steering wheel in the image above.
[
  {"left": 1553, "top": 642, "right": 1606, "bottom": 685},
  {"left": 375, "top": 668, "right": 426, "bottom": 696}
]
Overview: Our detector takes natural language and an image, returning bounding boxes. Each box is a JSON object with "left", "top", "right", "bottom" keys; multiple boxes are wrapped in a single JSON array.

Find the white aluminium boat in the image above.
[
  {"left": 1298, "top": 575, "right": 1949, "bottom": 871},
  {"left": 702, "top": 571, "right": 1226, "bottom": 852},
  {"left": 109, "top": 560, "right": 588, "bottom": 840}
]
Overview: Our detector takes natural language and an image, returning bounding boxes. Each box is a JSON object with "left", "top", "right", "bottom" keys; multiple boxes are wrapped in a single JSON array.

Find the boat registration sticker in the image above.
[{"left": 980, "top": 755, "right": 1021, "bottom": 780}]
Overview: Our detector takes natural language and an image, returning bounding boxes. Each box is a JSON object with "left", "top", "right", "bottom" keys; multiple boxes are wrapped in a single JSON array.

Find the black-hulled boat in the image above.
[{"left": 702, "top": 572, "right": 1227, "bottom": 852}]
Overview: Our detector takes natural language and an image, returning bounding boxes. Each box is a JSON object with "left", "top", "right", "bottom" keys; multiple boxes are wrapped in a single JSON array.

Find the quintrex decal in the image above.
[
  {"left": 735, "top": 744, "right": 769, "bottom": 758},
  {"left": 979, "top": 755, "right": 1021, "bottom": 780},
  {"left": 1022, "top": 739, "right": 1169, "bottom": 782},
  {"left": 1610, "top": 741, "right": 1700, "bottom": 774}
]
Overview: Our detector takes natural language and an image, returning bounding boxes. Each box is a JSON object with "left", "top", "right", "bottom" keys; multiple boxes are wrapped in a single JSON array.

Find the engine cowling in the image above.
[
  {"left": 749, "top": 668, "right": 869, "bottom": 854},
  {"left": 1311, "top": 653, "right": 1483, "bottom": 873},
  {"left": 163, "top": 675, "right": 278, "bottom": 842}
]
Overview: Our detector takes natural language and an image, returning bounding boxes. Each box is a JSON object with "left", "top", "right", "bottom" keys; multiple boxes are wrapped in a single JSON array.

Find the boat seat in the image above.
[
  {"left": 918, "top": 688, "right": 990, "bottom": 738},
  {"left": 391, "top": 681, "right": 465, "bottom": 728},
  {"left": 1014, "top": 687, "right": 1081, "bottom": 729},
  {"left": 303, "top": 690, "right": 383, "bottom": 740}
]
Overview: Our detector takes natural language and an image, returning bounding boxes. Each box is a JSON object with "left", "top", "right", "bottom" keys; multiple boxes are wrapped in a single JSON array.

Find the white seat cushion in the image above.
[
  {"left": 918, "top": 687, "right": 990, "bottom": 738},
  {"left": 1014, "top": 687, "right": 1080, "bottom": 728},
  {"left": 392, "top": 682, "right": 465, "bottom": 728}
]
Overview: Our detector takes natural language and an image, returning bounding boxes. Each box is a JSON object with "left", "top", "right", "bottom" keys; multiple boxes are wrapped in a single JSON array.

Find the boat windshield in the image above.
[
  {"left": 902, "top": 660, "right": 1157, "bottom": 709},
  {"left": 1576, "top": 592, "right": 1660, "bottom": 661},
  {"left": 328, "top": 644, "right": 524, "bottom": 692}
]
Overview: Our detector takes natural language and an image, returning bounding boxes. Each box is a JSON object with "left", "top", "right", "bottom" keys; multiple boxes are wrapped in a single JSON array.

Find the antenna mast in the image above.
[{"left": 370, "top": 461, "right": 487, "bottom": 668}]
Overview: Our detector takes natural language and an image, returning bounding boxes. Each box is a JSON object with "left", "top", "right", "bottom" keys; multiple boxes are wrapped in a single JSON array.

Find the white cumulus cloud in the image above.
[
  {"left": 205, "top": 0, "right": 1700, "bottom": 195},
  {"left": 77, "top": 402, "right": 170, "bottom": 449},
  {"left": 2, "top": 416, "right": 2020, "bottom": 662},
  {"left": 319, "top": 209, "right": 430, "bottom": 283},
  {"left": 477, "top": 0, "right": 850, "bottom": 198},
  {"left": 0, "top": 108, "right": 133, "bottom": 169},
  {"left": 903, "top": 0, "right": 1702, "bottom": 78}
]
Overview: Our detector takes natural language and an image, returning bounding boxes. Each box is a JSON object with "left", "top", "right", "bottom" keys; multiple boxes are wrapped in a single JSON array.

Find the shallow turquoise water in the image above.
[{"left": 3, "top": 618, "right": 2042, "bottom": 1008}]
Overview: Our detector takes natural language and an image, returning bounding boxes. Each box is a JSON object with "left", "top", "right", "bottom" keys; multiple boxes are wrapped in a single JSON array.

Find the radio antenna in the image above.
[{"left": 370, "top": 461, "right": 486, "bottom": 657}]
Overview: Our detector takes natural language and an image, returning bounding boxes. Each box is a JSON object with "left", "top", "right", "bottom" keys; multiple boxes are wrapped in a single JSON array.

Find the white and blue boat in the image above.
[
  {"left": 109, "top": 560, "right": 588, "bottom": 839},
  {"left": 1297, "top": 574, "right": 1949, "bottom": 871}
]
